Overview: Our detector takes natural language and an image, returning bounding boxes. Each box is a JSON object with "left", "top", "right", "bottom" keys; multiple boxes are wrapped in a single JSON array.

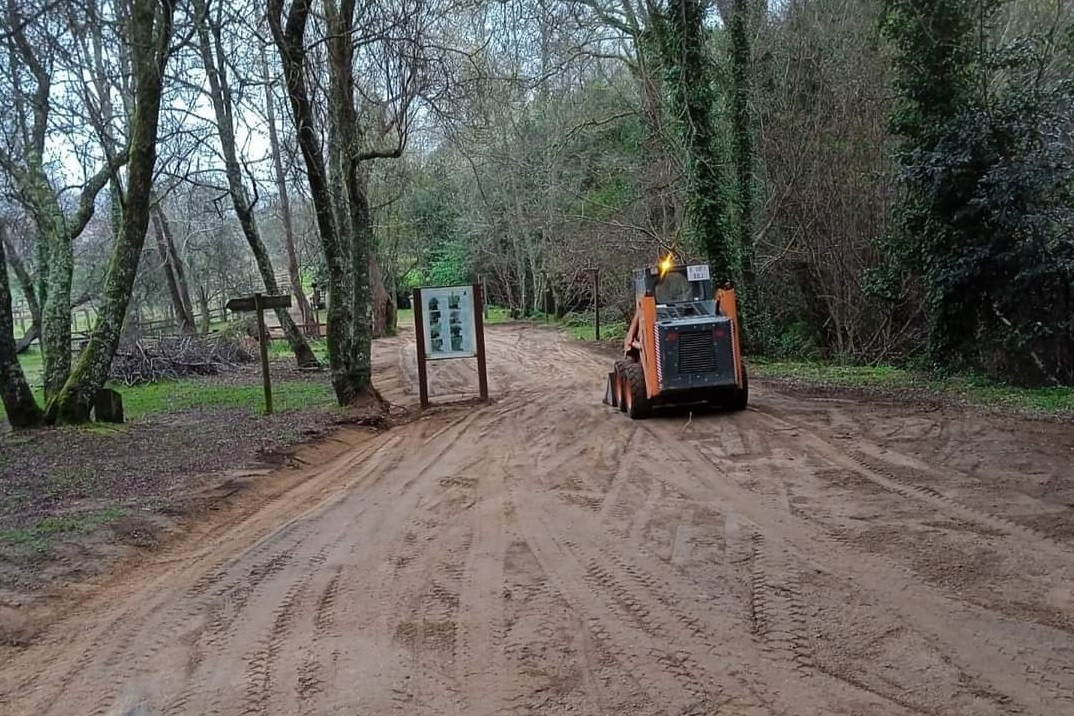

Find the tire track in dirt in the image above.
[
  {"left": 154, "top": 432, "right": 411, "bottom": 716},
  {"left": 672, "top": 414, "right": 1074, "bottom": 715},
  {"left": 509, "top": 472, "right": 771, "bottom": 715},
  {"left": 69, "top": 526, "right": 311, "bottom": 716},
  {"left": 286, "top": 563, "right": 341, "bottom": 714},
  {"left": 749, "top": 408, "right": 1074, "bottom": 559},
  {"left": 747, "top": 532, "right": 814, "bottom": 675},
  {"left": 240, "top": 549, "right": 327, "bottom": 716},
  {"left": 454, "top": 451, "right": 512, "bottom": 716}
]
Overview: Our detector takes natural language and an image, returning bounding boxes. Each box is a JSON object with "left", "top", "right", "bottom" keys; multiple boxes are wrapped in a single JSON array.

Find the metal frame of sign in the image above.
[{"left": 413, "top": 284, "right": 489, "bottom": 408}]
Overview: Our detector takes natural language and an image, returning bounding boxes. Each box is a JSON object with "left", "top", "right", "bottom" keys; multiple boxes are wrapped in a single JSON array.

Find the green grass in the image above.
[
  {"left": 267, "top": 337, "right": 330, "bottom": 363},
  {"left": 16, "top": 344, "right": 43, "bottom": 386},
  {"left": 118, "top": 378, "right": 335, "bottom": 420},
  {"left": 2, "top": 341, "right": 334, "bottom": 426},
  {"left": 751, "top": 360, "right": 920, "bottom": 389},
  {"left": 485, "top": 306, "right": 511, "bottom": 325},
  {"left": 557, "top": 312, "right": 627, "bottom": 342},
  {"left": 752, "top": 359, "right": 1074, "bottom": 416},
  {"left": 0, "top": 507, "right": 127, "bottom": 551},
  {"left": 395, "top": 305, "right": 510, "bottom": 334}
]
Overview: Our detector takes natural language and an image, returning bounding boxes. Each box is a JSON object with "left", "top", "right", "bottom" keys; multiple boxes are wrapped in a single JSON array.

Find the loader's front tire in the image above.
[
  {"left": 727, "top": 365, "right": 749, "bottom": 412},
  {"left": 623, "top": 363, "right": 652, "bottom": 419}
]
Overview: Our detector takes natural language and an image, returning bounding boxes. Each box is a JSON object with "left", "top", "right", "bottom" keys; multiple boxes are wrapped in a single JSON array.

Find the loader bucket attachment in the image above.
[{"left": 604, "top": 372, "right": 618, "bottom": 407}]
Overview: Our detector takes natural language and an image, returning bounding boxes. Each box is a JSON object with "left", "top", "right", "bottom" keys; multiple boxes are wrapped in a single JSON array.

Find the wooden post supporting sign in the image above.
[
  {"left": 412, "top": 287, "right": 430, "bottom": 408},
  {"left": 475, "top": 284, "right": 489, "bottom": 402},
  {"left": 592, "top": 268, "right": 600, "bottom": 341},
  {"left": 227, "top": 292, "right": 292, "bottom": 415}
]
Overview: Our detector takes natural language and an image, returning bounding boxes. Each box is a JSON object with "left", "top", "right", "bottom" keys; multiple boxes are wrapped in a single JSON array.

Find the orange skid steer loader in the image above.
[{"left": 605, "top": 260, "right": 748, "bottom": 419}]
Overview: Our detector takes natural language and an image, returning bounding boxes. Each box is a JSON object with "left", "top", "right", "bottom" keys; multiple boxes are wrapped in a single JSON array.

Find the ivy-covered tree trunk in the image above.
[
  {"left": 656, "top": 0, "right": 739, "bottom": 283},
  {"left": 0, "top": 222, "right": 44, "bottom": 428},
  {"left": 194, "top": 0, "right": 318, "bottom": 368},
  {"left": 728, "top": 0, "right": 755, "bottom": 288},
  {"left": 48, "top": 0, "right": 175, "bottom": 424},
  {"left": 881, "top": 0, "right": 982, "bottom": 367}
]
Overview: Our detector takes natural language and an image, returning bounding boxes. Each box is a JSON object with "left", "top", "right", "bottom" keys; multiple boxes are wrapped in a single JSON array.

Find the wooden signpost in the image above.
[
  {"left": 585, "top": 267, "right": 601, "bottom": 341},
  {"left": 226, "top": 292, "right": 291, "bottom": 415},
  {"left": 413, "top": 284, "right": 488, "bottom": 408}
]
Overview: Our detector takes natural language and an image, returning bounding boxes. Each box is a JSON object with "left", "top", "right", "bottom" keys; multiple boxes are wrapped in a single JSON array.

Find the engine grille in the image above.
[{"left": 677, "top": 330, "right": 718, "bottom": 374}]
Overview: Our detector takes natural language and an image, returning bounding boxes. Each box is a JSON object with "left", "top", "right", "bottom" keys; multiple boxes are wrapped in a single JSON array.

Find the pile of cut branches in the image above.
[{"left": 109, "top": 334, "right": 255, "bottom": 386}]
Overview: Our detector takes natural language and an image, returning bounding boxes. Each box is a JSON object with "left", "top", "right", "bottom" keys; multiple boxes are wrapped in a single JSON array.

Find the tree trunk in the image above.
[
  {"left": 0, "top": 222, "right": 44, "bottom": 428},
  {"left": 1, "top": 231, "right": 43, "bottom": 354},
  {"left": 36, "top": 188, "right": 74, "bottom": 400},
  {"left": 270, "top": 0, "right": 379, "bottom": 406},
  {"left": 327, "top": 0, "right": 374, "bottom": 404},
  {"left": 196, "top": 285, "right": 212, "bottom": 335},
  {"left": 158, "top": 205, "right": 195, "bottom": 326},
  {"left": 151, "top": 207, "right": 196, "bottom": 333},
  {"left": 729, "top": 0, "right": 756, "bottom": 289},
  {"left": 48, "top": 0, "right": 175, "bottom": 424},
  {"left": 195, "top": 0, "right": 318, "bottom": 368},
  {"left": 371, "top": 257, "right": 389, "bottom": 338},
  {"left": 262, "top": 46, "right": 314, "bottom": 331},
  {"left": 655, "top": 0, "right": 739, "bottom": 283}
]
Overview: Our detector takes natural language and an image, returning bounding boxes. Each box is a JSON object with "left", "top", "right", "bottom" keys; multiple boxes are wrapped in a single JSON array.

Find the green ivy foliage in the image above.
[
  {"left": 881, "top": 0, "right": 1074, "bottom": 385},
  {"left": 649, "top": 0, "right": 740, "bottom": 285}
]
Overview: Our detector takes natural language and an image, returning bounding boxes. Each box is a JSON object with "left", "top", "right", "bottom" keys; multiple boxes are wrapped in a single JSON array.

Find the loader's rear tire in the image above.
[
  {"left": 623, "top": 363, "right": 652, "bottom": 419},
  {"left": 614, "top": 361, "right": 629, "bottom": 412},
  {"left": 727, "top": 365, "right": 749, "bottom": 412}
]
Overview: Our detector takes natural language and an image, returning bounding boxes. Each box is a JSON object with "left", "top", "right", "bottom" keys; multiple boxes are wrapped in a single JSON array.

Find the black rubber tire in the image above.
[
  {"left": 613, "top": 361, "right": 629, "bottom": 412},
  {"left": 623, "top": 363, "right": 652, "bottom": 419},
  {"left": 727, "top": 364, "right": 749, "bottom": 412}
]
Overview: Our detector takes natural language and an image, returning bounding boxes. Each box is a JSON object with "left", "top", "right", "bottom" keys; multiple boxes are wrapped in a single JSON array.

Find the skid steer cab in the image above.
[{"left": 605, "top": 261, "right": 747, "bottom": 419}]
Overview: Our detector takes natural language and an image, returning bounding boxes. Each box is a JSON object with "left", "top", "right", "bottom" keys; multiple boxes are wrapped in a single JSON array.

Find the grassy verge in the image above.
[
  {"left": 118, "top": 379, "right": 335, "bottom": 420},
  {"left": 752, "top": 358, "right": 1074, "bottom": 417},
  {"left": 15, "top": 344, "right": 43, "bottom": 386},
  {"left": 4, "top": 343, "right": 334, "bottom": 425},
  {"left": 0, "top": 507, "right": 128, "bottom": 552},
  {"left": 556, "top": 312, "right": 627, "bottom": 343}
]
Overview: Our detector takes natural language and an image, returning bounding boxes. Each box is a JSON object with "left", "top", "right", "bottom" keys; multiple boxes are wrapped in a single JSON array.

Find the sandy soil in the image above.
[{"left": 1, "top": 323, "right": 1072, "bottom": 716}]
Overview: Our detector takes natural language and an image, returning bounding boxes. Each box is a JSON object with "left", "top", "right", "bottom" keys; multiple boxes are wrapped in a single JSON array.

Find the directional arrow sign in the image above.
[{"left": 226, "top": 293, "right": 292, "bottom": 312}]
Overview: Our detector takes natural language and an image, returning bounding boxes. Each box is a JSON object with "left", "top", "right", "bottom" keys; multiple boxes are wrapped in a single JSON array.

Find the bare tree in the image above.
[
  {"left": 269, "top": 0, "right": 444, "bottom": 403},
  {"left": 0, "top": 0, "right": 128, "bottom": 400},
  {"left": 0, "top": 224, "right": 41, "bottom": 352},
  {"left": 50, "top": 0, "right": 177, "bottom": 423},
  {"left": 193, "top": 0, "right": 318, "bottom": 366},
  {"left": 151, "top": 204, "right": 196, "bottom": 333},
  {"left": 261, "top": 45, "right": 314, "bottom": 331}
]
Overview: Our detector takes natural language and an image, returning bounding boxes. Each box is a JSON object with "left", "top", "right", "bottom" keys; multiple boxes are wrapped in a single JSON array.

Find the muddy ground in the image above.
[
  {"left": 1, "top": 323, "right": 1073, "bottom": 715},
  {"left": 0, "top": 360, "right": 348, "bottom": 602}
]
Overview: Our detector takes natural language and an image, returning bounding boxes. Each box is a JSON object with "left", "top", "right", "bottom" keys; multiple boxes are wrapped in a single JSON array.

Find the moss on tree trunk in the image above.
[
  {"left": 0, "top": 223, "right": 44, "bottom": 428},
  {"left": 269, "top": 0, "right": 381, "bottom": 407},
  {"left": 48, "top": 0, "right": 175, "bottom": 425}
]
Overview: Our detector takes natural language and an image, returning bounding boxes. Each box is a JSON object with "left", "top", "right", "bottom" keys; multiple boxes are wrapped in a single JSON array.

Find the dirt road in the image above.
[{"left": 2, "top": 324, "right": 1073, "bottom": 716}]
